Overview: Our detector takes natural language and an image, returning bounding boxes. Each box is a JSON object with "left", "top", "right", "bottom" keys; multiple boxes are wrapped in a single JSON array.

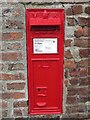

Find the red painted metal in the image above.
[{"left": 26, "top": 9, "right": 64, "bottom": 115}]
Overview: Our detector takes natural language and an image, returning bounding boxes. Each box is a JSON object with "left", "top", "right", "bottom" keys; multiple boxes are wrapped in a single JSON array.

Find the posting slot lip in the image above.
[{"left": 31, "top": 25, "right": 60, "bottom": 31}]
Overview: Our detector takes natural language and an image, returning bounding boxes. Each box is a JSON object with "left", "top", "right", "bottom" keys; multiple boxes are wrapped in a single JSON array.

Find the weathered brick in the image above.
[
  {"left": 67, "top": 17, "right": 75, "bottom": 26},
  {"left": 70, "top": 78, "right": 80, "bottom": 86},
  {"left": 2, "top": 92, "right": 25, "bottom": 99},
  {"left": 74, "top": 38, "right": 89, "bottom": 48},
  {"left": 66, "top": 7, "right": 73, "bottom": 16},
  {"left": 7, "top": 43, "right": 22, "bottom": 50},
  {"left": 79, "top": 49, "right": 88, "bottom": 58},
  {"left": 68, "top": 86, "right": 88, "bottom": 96},
  {"left": 66, "top": 5, "right": 83, "bottom": 16},
  {"left": 71, "top": 104, "right": 87, "bottom": 113},
  {"left": 2, "top": 32, "right": 23, "bottom": 41},
  {"left": 70, "top": 77, "right": 89, "bottom": 86},
  {"left": 66, "top": 105, "right": 72, "bottom": 113},
  {"left": 3, "top": 19, "right": 24, "bottom": 29},
  {"left": 85, "top": 6, "right": 90, "bottom": 15},
  {"left": 74, "top": 27, "right": 84, "bottom": 37},
  {"left": 1, "top": 52, "right": 23, "bottom": 61},
  {"left": 2, "top": 6, "right": 24, "bottom": 17},
  {"left": 78, "top": 59, "right": 88, "bottom": 67},
  {"left": 78, "top": 17, "right": 90, "bottom": 26},
  {"left": 0, "top": 101, "right": 8, "bottom": 109},
  {"left": 79, "top": 96, "right": 88, "bottom": 103},
  {"left": 8, "top": 63, "right": 24, "bottom": 70},
  {"left": 14, "top": 101, "right": 27, "bottom": 108},
  {"left": 83, "top": 27, "right": 90, "bottom": 37},
  {"left": 14, "top": 109, "right": 22, "bottom": 117},
  {"left": 65, "top": 50, "right": 73, "bottom": 59},
  {"left": 65, "top": 39, "right": 72, "bottom": 47},
  {"left": 0, "top": 73, "right": 25, "bottom": 80},
  {"left": 73, "top": 5, "right": 83, "bottom": 15},
  {"left": 64, "top": 60, "right": 76, "bottom": 69},
  {"left": 7, "top": 82, "right": 25, "bottom": 90},
  {"left": 70, "top": 67, "right": 88, "bottom": 77},
  {"left": 78, "top": 87, "right": 88, "bottom": 96},
  {"left": 67, "top": 96, "right": 77, "bottom": 104},
  {"left": 79, "top": 77, "right": 89, "bottom": 86},
  {"left": 68, "top": 87, "right": 78, "bottom": 96}
]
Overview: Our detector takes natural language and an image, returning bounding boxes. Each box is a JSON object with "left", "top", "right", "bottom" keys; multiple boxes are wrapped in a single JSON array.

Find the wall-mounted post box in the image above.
[{"left": 26, "top": 9, "right": 64, "bottom": 115}]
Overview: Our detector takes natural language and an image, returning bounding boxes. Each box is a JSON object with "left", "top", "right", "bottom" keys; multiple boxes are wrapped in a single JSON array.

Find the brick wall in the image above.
[{"left": 0, "top": 0, "right": 89, "bottom": 119}]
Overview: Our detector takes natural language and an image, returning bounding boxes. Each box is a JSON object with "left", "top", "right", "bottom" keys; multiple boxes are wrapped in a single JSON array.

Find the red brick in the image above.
[
  {"left": 79, "top": 96, "right": 88, "bottom": 103},
  {"left": 14, "top": 109, "right": 22, "bottom": 117},
  {"left": 14, "top": 101, "right": 27, "bottom": 108},
  {"left": 80, "top": 77, "right": 89, "bottom": 86},
  {"left": 7, "top": 43, "right": 22, "bottom": 50},
  {"left": 79, "top": 68, "right": 88, "bottom": 77},
  {"left": 65, "top": 50, "right": 73, "bottom": 59},
  {"left": 66, "top": 5, "right": 83, "bottom": 16},
  {"left": 2, "top": 32, "right": 23, "bottom": 41},
  {"left": 66, "top": 105, "right": 72, "bottom": 113},
  {"left": 2, "top": 7, "right": 24, "bottom": 17},
  {"left": 78, "top": 17, "right": 90, "bottom": 26},
  {"left": 70, "top": 67, "right": 88, "bottom": 77},
  {"left": 67, "top": 96, "right": 77, "bottom": 104},
  {"left": 78, "top": 59, "right": 88, "bottom": 67},
  {"left": 7, "top": 82, "right": 25, "bottom": 90},
  {"left": 85, "top": 6, "right": 90, "bottom": 15},
  {"left": 73, "top": 5, "right": 83, "bottom": 15},
  {"left": 78, "top": 87, "right": 88, "bottom": 96},
  {"left": 72, "top": 104, "right": 87, "bottom": 113},
  {"left": 83, "top": 27, "right": 90, "bottom": 37},
  {"left": 2, "top": 92, "right": 25, "bottom": 99},
  {"left": 68, "top": 86, "right": 88, "bottom": 96},
  {"left": 66, "top": 7, "right": 73, "bottom": 16},
  {"left": 65, "top": 39, "right": 72, "bottom": 47},
  {"left": 0, "top": 73, "right": 25, "bottom": 80},
  {"left": 1, "top": 52, "right": 23, "bottom": 61},
  {"left": 68, "top": 87, "right": 78, "bottom": 96},
  {"left": 74, "top": 38, "right": 89, "bottom": 48},
  {"left": 79, "top": 49, "right": 88, "bottom": 58},
  {"left": 8, "top": 63, "right": 24, "bottom": 70},
  {"left": 67, "top": 17, "right": 75, "bottom": 26},
  {"left": 70, "top": 78, "right": 80, "bottom": 86},
  {"left": 64, "top": 60, "right": 76, "bottom": 69},
  {"left": 3, "top": 19, "right": 23, "bottom": 29},
  {"left": 0, "top": 101, "right": 8, "bottom": 109},
  {"left": 74, "top": 27, "right": 84, "bottom": 37}
]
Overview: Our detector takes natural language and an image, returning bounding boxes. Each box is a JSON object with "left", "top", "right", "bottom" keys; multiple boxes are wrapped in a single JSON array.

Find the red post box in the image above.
[{"left": 26, "top": 9, "right": 64, "bottom": 115}]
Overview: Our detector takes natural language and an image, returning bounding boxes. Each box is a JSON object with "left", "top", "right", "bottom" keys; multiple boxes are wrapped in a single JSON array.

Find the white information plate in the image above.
[{"left": 33, "top": 38, "right": 57, "bottom": 54}]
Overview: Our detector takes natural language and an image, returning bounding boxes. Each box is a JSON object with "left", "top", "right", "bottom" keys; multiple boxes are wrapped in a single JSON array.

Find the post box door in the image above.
[
  {"left": 33, "top": 60, "right": 60, "bottom": 108},
  {"left": 26, "top": 9, "right": 64, "bottom": 115}
]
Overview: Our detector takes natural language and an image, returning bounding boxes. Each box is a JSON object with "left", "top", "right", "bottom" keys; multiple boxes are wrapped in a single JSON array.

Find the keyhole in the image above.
[{"left": 38, "top": 88, "right": 40, "bottom": 91}]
